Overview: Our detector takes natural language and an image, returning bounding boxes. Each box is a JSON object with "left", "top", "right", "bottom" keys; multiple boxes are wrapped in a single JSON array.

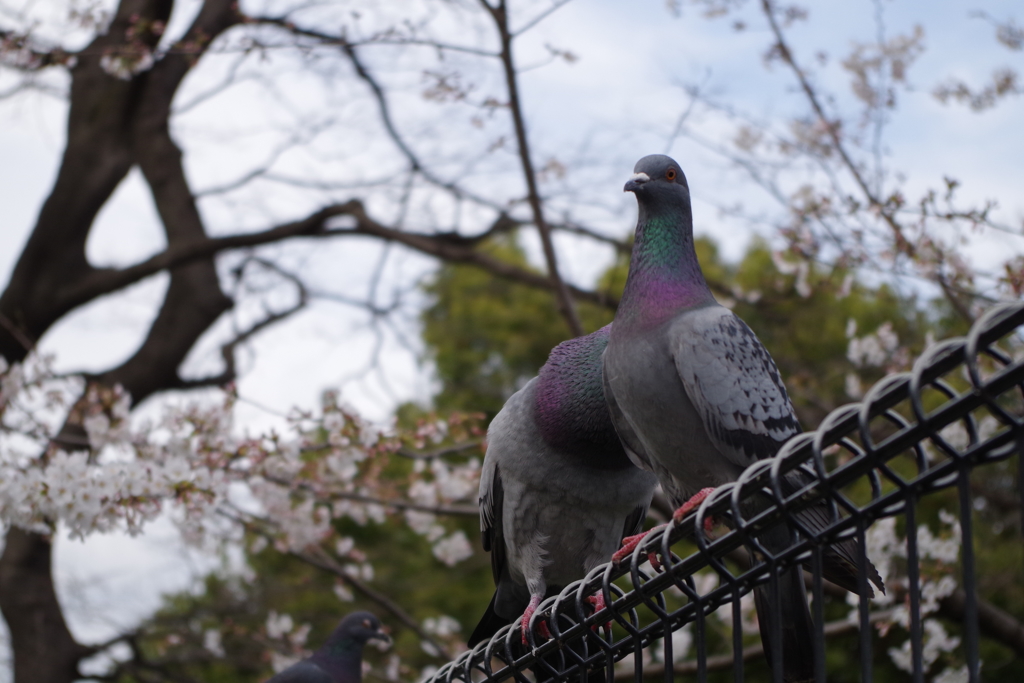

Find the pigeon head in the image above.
[
  {"left": 623, "top": 154, "right": 690, "bottom": 198},
  {"left": 328, "top": 612, "right": 392, "bottom": 648},
  {"left": 296, "top": 612, "right": 390, "bottom": 683},
  {"left": 615, "top": 154, "right": 713, "bottom": 327}
]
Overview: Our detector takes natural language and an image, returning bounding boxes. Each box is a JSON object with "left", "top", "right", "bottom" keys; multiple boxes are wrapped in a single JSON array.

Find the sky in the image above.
[{"left": 0, "top": 0, "right": 1023, "bottom": 677}]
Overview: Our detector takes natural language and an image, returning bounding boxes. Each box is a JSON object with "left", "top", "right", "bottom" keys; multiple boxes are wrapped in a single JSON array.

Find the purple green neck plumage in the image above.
[
  {"left": 618, "top": 194, "right": 715, "bottom": 328},
  {"left": 533, "top": 326, "right": 631, "bottom": 470}
]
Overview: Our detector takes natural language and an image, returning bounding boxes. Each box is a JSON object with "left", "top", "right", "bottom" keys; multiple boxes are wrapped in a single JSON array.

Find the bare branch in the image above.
[
  {"left": 482, "top": 0, "right": 584, "bottom": 336},
  {"left": 551, "top": 220, "right": 631, "bottom": 254},
  {"left": 173, "top": 257, "right": 309, "bottom": 390},
  {"left": 70, "top": 205, "right": 343, "bottom": 307},
  {"left": 64, "top": 202, "right": 615, "bottom": 320},
  {"left": 249, "top": 17, "right": 503, "bottom": 211},
  {"left": 511, "top": 0, "right": 574, "bottom": 37},
  {"left": 348, "top": 37, "right": 497, "bottom": 59}
]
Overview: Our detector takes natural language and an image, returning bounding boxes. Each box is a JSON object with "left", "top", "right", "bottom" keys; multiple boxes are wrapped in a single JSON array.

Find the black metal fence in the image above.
[{"left": 426, "top": 302, "right": 1024, "bottom": 683}]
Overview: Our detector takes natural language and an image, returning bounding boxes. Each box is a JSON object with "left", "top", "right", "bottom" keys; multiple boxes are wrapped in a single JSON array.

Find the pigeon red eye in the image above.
[
  {"left": 363, "top": 620, "right": 371, "bottom": 628},
  {"left": 666, "top": 169, "right": 677, "bottom": 181}
]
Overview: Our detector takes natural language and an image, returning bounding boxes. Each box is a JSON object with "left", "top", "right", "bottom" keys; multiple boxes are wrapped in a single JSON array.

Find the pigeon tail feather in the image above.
[
  {"left": 467, "top": 591, "right": 512, "bottom": 648},
  {"left": 753, "top": 564, "right": 816, "bottom": 683}
]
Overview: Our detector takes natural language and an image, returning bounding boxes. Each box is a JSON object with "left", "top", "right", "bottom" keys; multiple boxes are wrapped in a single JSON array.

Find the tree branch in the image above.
[
  {"left": 172, "top": 257, "right": 309, "bottom": 390},
  {"left": 250, "top": 16, "right": 503, "bottom": 211},
  {"left": 483, "top": 0, "right": 583, "bottom": 336},
  {"left": 758, "top": 0, "right": 974, "bottom": 322},
  {"left": 260, "top": 474, "right": 479, "bottom": 518},
  {"left": 66, "top": 201, "right": 619, "bottom": 315},
  {"left": 395, "top": 440, "right": 485, "bottom": 460}
]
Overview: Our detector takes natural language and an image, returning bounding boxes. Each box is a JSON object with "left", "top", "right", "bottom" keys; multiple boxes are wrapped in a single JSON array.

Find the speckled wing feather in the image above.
[{"left": 671, "top": 306, "right": 801, "bottom": 468}]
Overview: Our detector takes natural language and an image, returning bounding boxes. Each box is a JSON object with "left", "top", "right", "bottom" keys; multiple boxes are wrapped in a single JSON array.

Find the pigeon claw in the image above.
[
  {"left": 521, "top": 596, "right": 550, "bottom": 646},
  {"left": 612, "top": 523, "right": 667, "bottom": 564},
  {"left": 647, "top": 552, "right": 663, "bottom": 572},
  {"left": 612, "top": 531, "right": 648, "bottom": 564},
  {"left": 672, "top": 487, "right": 716, "bottom": 528},
  {"left": 585, "top": 593, "right": 612, "bottom": 631}
]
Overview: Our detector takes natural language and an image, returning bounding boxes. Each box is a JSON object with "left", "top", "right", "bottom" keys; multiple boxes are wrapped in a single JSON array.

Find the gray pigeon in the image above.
[
  {"left": 468, "top": 324, "right": 658, "bottom": 647},
  {"left": 603, "top": 154, "right": 883, "bottom": 682},
  {"left": 265, "top": 611, "right": 390, "bottom": 683}
]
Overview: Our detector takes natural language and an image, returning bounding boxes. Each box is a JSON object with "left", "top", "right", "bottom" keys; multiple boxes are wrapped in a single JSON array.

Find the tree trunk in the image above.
[
  {"left": 0, "top": 1, "right": 239, "bottom": 680},
  {"left": 0, "top": 529, "right": 91, "bottom": 683}
]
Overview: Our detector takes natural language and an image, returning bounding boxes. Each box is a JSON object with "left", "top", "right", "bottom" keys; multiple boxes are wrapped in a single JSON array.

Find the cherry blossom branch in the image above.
[
  {"left": 395, "top": 441, "right": 485, "bottom": 461},
  {"left": 758, "top": 0, "right": 976, "bottom": 322},
  {"left": 261, "top": 474, "right": 478, "bottom": 518},
  {"left": 215, "top": 507, "right": 454, "bottom": 661},
  {"left": 0, "top": 28, "right": 73, "bottom": 70}
]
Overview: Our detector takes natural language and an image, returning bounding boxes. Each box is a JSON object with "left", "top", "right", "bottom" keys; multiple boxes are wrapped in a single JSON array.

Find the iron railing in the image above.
[{"left": 427, "top": 301, "right": 1024, "bottom": 683}]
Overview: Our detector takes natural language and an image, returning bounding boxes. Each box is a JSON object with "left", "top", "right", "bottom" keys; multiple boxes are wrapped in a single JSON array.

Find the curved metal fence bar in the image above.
[{"left": 428, "top": 301, "right": 1024, "bottom": 683}]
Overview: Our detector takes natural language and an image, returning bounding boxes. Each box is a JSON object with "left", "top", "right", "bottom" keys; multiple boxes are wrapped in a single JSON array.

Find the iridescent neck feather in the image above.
[
  {"left": 533, "top": 326, "right": 631, "bottom": 471},
  {"left": 618, "top": 195, "right": 714, "bottom": 328}
]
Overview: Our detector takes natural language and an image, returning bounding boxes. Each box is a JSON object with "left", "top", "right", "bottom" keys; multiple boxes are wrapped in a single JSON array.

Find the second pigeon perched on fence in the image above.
[{"left": 468, "top": 324, "right": 658, "bottom": 647}]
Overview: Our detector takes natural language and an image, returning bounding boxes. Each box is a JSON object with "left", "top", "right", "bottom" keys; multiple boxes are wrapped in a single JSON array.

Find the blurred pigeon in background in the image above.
[{"left": 266, "top": 611, "right": 390, "bottom": 683}]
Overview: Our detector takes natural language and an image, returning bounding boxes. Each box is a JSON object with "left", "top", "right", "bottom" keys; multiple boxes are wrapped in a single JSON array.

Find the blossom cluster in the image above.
[
  {"left": 866, "top": 511, "right": 969, "bottom": 680},
  {"left": 406, "top": 456, "right": 479, "bottom": 566},
  {"left": 844, "top": 319, "right": 912, "bottom": 398},
  {"left": 0, "top": 355, "right": 485, "bottom": 567}
]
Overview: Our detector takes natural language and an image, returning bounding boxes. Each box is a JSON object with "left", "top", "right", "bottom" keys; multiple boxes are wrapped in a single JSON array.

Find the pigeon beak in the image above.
[
  {"left": 623, "top": 172, "right": 650, "bottom": 193},
  {"left": 370, "top": 626, "right": 392, "bottom": 645}
]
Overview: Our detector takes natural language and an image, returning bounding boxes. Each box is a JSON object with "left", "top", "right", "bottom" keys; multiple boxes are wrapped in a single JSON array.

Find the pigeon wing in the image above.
[
  {"left": 671, "top": 306, "right": 800, "bottom": 468},
  {"left": 478, "top": 460, "right": 506, "bottom": 586},
  {"left": 622, "top": 503, "right": 648, "bottom": 539},
  {"left": 602, "top": 356, "right": 656, "bottom": 473}
]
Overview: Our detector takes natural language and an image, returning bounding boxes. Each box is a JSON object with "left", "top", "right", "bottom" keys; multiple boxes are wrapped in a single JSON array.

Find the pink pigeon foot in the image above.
[
  {"left": 612, "top": 523, "right": 667, "bottom": 564},
  {"left": 585, "top": 593, "right": 612, "bottom": 631},
  {"left": 672, "top": 487, "right": 717, "bottom": 533},
  {"left": 647, "top": 551, "right": 664, "bottom": 572},
  {"left": 521, "top": 595, "right": 550, "bottom": 645}
]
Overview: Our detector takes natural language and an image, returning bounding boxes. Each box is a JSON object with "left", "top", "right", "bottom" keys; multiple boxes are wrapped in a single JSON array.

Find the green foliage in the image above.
[{"left": 420, "top": 232, "right": 615, "bottom": 417}]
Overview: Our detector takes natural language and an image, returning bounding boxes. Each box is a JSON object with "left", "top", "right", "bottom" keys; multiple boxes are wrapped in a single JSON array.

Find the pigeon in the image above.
[
  {"left": 602, "top": 154, "right": 883, "bottom": 682},
  {"left": 468, "top": 324, "right": 659, "bottom": 648},
  {"left": 265, "top": 611, "right": 391, "bottom": 683}
]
